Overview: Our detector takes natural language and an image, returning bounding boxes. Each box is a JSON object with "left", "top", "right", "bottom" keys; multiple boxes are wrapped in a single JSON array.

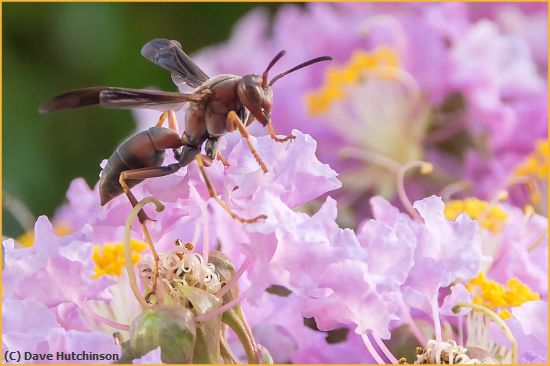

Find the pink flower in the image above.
[
  {"left": 2, "top": 217, "right": 120, "bottom": 363},
  {"left": 490, "top": 300, "right": 548, "bottom": 363}
]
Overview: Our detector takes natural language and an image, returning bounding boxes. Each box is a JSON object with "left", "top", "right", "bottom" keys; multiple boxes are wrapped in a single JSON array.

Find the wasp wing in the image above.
[
  {"left": 141, "top": 38, "right": 209, "bottom": 89},
  {"left": 39, "top": 87, "right": 206, "bottom": 113}
]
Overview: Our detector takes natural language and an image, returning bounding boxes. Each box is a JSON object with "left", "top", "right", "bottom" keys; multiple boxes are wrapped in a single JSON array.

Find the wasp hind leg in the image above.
[
  {"left": 118, "top": 163, "right": 181, "bottom": 302},
  {"left": 195, "top": 154, "right": 266, "bottom": 223}
]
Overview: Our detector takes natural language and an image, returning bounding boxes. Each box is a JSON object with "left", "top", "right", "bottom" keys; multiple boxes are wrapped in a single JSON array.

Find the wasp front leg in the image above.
[
  {"left": 267, "top": 120, "right": 295, "bottom": 143},
  {"left": 226, "top": 111, "right": 268, "bottom": 173}
]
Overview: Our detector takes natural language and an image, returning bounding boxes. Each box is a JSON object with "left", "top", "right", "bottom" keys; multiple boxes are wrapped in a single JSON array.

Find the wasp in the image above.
[{"left": 41, "top": 39, "right": 332, "bottom": 225}]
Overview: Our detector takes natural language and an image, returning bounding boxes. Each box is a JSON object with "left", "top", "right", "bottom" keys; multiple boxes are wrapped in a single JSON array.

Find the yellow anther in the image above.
[
  {"left": 372, "top": 47, "right": 399, "bottom": 68},
  {"left": 16, "top": 231, "right": 35, "bottom": 248},
  {"left": 515, "top": 139, "right": 549, "bottom": 180},
  {"left": 523, "top": 204, "right": 535, "bottom": 217},
  {"left": 305, "top": 47, "right": 401, "bottom": 116},
  {"left": 92, "top": 239, "right": 147, "bottom": 279},
  {"left": 445, "top": 198, "right": 508, "bottom": 233},
  {"left": 467, "top": 273, "right": 540, "bottom": 318},
  {"left": 348, "top": 51, "right": 375, "bottom": 72},
  {"left": 498, "top": 309, "right": 512, "bottom": 320},
  {"left": 496, "top": 190, "right": 509, "bottom": 202},
  {"left": 16, "top": 224, "right": 72, "bottom": 248},
  {"left": 420, "top": 162, "right": 433, "bottom": 175}
]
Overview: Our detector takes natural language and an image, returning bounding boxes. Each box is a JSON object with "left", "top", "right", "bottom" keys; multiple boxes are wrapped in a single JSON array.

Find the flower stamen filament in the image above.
[{"left": 452, "top": 302, "right": 517, "bottom": 364}]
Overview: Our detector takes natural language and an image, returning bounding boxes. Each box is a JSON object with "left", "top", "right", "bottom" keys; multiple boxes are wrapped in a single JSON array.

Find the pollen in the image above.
[
  {"left": 444, "top": 198, "right": 508, "bottom": 233},
  {"left": 92, "top": 239, "right": 148, "bottom": 279},
  {"left": 305, "top": 47, "right": 400, "bottom": 116},
  {"left": 16, "top": 224, "right": 72, "bottom": 248},
  {"left": 466, "top": 272, "right": 539, "bottom": 319},
  {"left": 515, "top": 139, "right": 549, "bottom": 180}
]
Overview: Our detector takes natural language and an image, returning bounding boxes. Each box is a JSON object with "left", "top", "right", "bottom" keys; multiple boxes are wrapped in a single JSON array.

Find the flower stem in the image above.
[
  {"left": 196, "top": 287, "right": 251, "bottom": 322},
  {"left": 477, "top": 189, "right": 508, "bottom": 225},
  {"left": 528, "top": 228, "right": 548, "bottom": 252},
  {"left": 439, "top": 180, "right": 472, "bottom": 201},
  {"left": 216, "top": 258, "right": 250, "bottom": 299},
  {"left": 123, "top": 197, "right": 164, "bottom": 310},
  {"left": 361, "top": 333, "right": 386, "bottom": 364},
  {"left": 457, "top": 315, "right": 464, "bottom": 346},
  {"left": 431, "top": 295, "right": 442, "bottom": 342},
  {"left": 3, "top": 191, "right": 36, "bottom": 231},
  {"left": 397, "top": 160, "right": 433, "bottom": 221},
  {"left": 373, "top": 334, "right": 398, "bottom": 364},
  {"left": 339, "top": 147, "right": 401, "bottom": 173},
  {"left": 197, "top": 195, "right": 210, "bottom": 263},
  {"left": 453, "top": 302, "right": 517, "bottom": 364},
  {"left": 399, "top": 298, "right": 426, "bottom": 346},
  {"left": 83, "top": 306, "right": 130, "bottom": 331}
]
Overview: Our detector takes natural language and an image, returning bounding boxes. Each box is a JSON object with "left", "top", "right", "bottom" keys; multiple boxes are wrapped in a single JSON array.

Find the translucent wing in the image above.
[
  {"left": 141, "top": 38, "right": 209, "bottom": 89},
  {"left": 39, "top": 87, "right": 206, "bottom": 113}
]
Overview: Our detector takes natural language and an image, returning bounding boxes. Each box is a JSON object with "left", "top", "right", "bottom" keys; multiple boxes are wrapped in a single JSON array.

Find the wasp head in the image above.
[
  {"left": 237, "top": 50, "right": 333, "bottom": 127},
  {"left": 237, "top": 74, "right": 273, "bottom": 126}
]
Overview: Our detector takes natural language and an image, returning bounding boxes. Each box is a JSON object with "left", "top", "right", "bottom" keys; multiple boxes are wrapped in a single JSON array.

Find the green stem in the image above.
[
  {"left": 222, "top": 305, "right": 259, "bottom": 364},
  {"left": 123, "top": 197, "right": 164, "bottom": 311},
  {"left": 453, "top": 302, "right": 517, "bottom": 364}
]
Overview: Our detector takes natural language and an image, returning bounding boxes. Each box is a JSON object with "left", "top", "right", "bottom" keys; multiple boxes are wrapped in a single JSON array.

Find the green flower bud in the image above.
[{"left": 128, "top": 305, "right": 196, "bottom": 364}]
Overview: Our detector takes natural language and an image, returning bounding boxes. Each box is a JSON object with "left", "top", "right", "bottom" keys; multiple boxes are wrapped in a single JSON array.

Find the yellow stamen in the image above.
[
  {"left": 498, "top": 309, "right": 512, "bottom": 320},
  {"left": 305, "top": 47, "right": 401, "bottom": 116},
  {"left": 515, "top": 139, "right": 549, "bottom": 180},
  {"left": 445, "top": 198, "right": 508, "bottom": 233},
  {"left": 92, "top": 239, "right": 147, "bottom": 279},
  {"left": 466, "top": 273, "right": 539, "bottom": 319},
  {"left": 15, "top": 223, "right": 72, "bottom": 248}
]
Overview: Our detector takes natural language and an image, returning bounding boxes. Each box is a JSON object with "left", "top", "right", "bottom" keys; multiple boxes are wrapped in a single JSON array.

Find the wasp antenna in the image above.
[
  {"left": 269, "top": 56, "right": 333, "bottom": 86},
  {"left": 262, "top": 50, "right": 287, "bottom": 87}
]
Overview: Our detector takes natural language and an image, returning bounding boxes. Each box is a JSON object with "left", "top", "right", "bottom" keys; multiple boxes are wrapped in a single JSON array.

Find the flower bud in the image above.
[{"left": 127, "top": 305, "right": 196, "bottom": 364}]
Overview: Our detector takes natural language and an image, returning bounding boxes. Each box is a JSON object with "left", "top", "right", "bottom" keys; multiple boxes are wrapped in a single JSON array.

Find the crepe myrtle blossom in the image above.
[
  {"left": 2, "top": 218, "right": 121, "bottom": 363},
  {"left": 444, "top": 195, "right": 548, "bottom": 297},
  {"left": 5, "top": 138, "right": 548, "bottom": 363},
  {"left": 489, "top": 300, "right": 548, "bottom": 364},
  {"left": 5, "top": 129, "right": 345, "bottom": 363},
  {"left": 236, "top": 192, "right": 546, "bottom": 364},
  {"left": 166, "top": 2, "right": 547, "bottom": 222}
]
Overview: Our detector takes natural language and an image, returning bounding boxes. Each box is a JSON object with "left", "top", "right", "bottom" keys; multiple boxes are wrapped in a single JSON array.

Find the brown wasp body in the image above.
[{"left": 40, "top": 39, "right": 332, "bottom": 223}]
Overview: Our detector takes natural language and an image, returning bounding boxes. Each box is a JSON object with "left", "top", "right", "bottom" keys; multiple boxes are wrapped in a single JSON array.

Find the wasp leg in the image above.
[
  {"left": 227, "top": 111, "right": 268, "bottom": 173},
  {"left": 267, "top": 120, "right": 295, "bottom": 143},
  {"left": 195, "top": 154, "right": 266, "bottom": 223},
  {"left": 155, "top": 110, "right": 179, "bottom": 134},
  {"left": 119, "top": 164, "right": 181, "bottom": 223},
  {"left": 119, "top": 163, "right": 181, "bottom": 302},
  {"left": 217, "top": 151, "right": 230, "bottom": 167},
  {"left": 204, "top": 138, "right": 230, "bottom": 168},
  {"left": 155, "top": 111, "right": 169, "bottom": 127}
]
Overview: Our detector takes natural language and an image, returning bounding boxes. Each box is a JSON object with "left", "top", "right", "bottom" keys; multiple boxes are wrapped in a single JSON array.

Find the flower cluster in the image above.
[
  {"left": 3, "top": 2, "right": 547, "bottom": 365},
  {"left": 181, "top": 2, "right": 547, "bottom": 226}
]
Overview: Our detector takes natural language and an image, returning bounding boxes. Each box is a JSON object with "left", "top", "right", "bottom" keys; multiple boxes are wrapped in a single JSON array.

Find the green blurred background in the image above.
[{"left": 2, "top": 2, "right": 285, "bottom": 238}]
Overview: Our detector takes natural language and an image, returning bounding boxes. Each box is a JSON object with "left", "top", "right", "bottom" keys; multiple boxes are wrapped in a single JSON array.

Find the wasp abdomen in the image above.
[{"left": 99, "top": 127, "right": 180, "bottom": 205}]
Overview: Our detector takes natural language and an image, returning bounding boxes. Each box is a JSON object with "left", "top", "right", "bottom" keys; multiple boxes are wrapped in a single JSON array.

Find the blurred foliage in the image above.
[{"left": 2, "top": 2, "right": 284, "bottom": 237}]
